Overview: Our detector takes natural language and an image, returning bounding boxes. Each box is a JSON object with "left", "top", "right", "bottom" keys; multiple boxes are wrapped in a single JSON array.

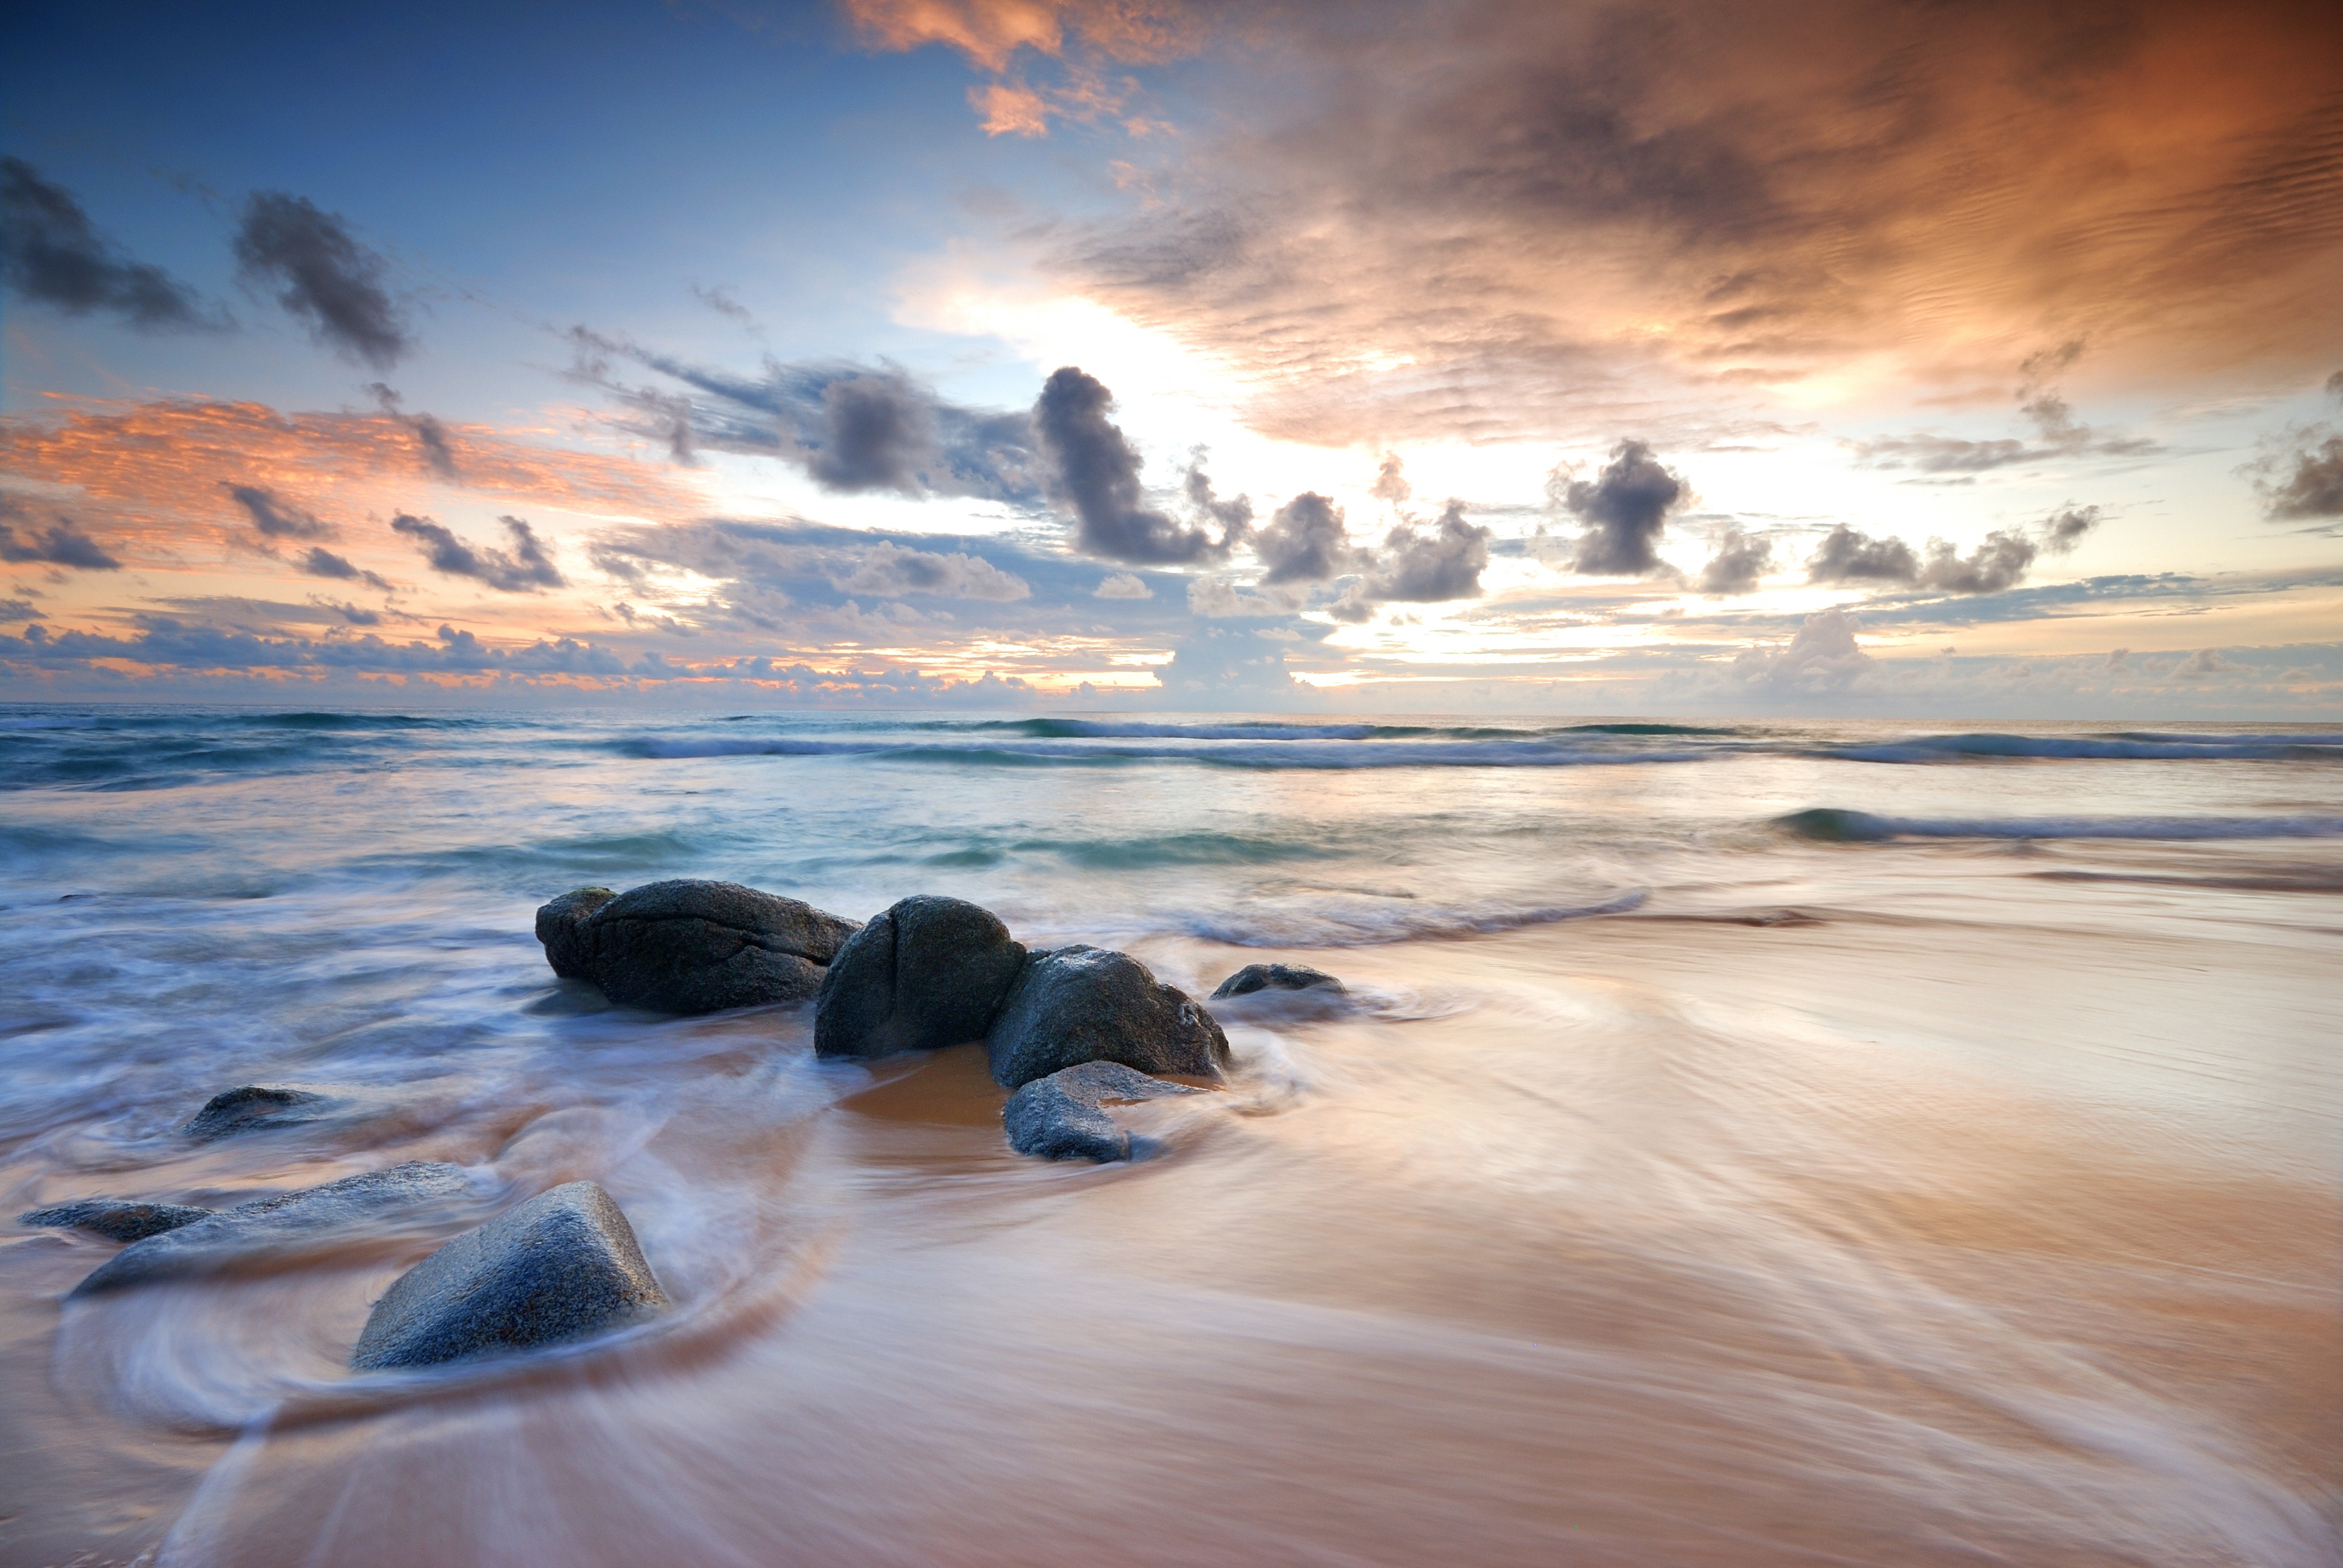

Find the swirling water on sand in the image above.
[{"left": 2, "top": 705, "right": 2338, "bottom": 1566}]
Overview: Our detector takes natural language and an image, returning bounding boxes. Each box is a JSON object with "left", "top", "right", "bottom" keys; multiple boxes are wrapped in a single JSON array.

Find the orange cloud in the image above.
[
  {"left": 842, "top": 0, "right": 1200, "bottom": 70},
  {"left": 972, "top": 81, "right": 1052, "bottom": 137}
]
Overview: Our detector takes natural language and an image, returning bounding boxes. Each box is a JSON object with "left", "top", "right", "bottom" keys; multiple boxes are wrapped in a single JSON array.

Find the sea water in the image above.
[{"left": 1, "top": 705, "right": 2337, "bottom": 1565}]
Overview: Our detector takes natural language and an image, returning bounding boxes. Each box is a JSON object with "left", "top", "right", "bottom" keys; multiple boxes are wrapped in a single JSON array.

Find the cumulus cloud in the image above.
[
  {"left": 0, "top": 158, "right": 206, "bottom": 330},
  {"left": 1187, "top": 573, "right": 1304, "bottom": 618},
  {"left": 1732, "top": 608, "right": 1872, "bottom": 692},
  {"left": 1094, "top": 571, "right": 1153, "bottom": 598},
  {"left": 234, "top": 192, "right": 413, "bottom": 368},
  {"left": 1253, "top": 491, "right": 1365, "bottom": 584},
  {"left": 566, "top": 330, "right": 1037, "bottom": 502},
  {"left": 1371, "top": 501, "right": 1492, "bottom": 601},
  {"left": 1807, "top": 524, "right": 1920, "bottom": 585},
  {"left": 225, "top": 484, "right": 333, "bottom": 541},
  {"left": 2176, "top": 647, "right": 2235, "bottom": 678},
  {"left": 828, "top": 540, "right": 1031, "bottom": 600},
  {"left": 1697, "top": 524, "right": 1773, "bottom": 594},
  {"left": 1916, "top": 531, "right": 2037, "bottom": 595},
  {"left": 391, "top": 513, "right": 563, "bottom": 592},
  {"left": 1034, "top": 366, "right": 1240, "bottom": 563},
  {"left": 2042, "top": 504, "right": 2102, "bottom": 552},
  {"left": 2258, "top": 435, "right": 2343, "bottom": 520},
  {"left": 1561, "top": 441, "right": 1685, "bottom": 576}
]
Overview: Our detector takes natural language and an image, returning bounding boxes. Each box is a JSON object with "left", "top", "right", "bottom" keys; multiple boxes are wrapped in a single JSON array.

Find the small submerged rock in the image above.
[
  {"left": 18, "top": 1199, "right": 214, "bottom": 1243},
  {"left": 534, "top": 878, "right": 860, "bottom": 1014},
  {"left": 350, "top": 1181, "right": 670, "bottom": 1371},
  {"left": 71, "top": 1161, "right": 476, "bottom": 1296},
  {"left": 985, "top": 944, "right": 1228, "bottom": 1089},
  {"left": 1210, "top": 962, "right": 1345, "bottom": 999},
  {"left": 183, "top": 1085, "right": 329, "bottom": 1140},
  {"left": 814, "top": 894, "right": 1028, "bottom": 1061},
  {"left": 1003, "top": 1060, "right": 1204, "bottom": 1163}
]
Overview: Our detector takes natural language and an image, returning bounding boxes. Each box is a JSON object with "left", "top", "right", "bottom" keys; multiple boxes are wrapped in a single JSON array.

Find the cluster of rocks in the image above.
[{"left": 17, "top": 878, "right": 1348, "bottom": 1378}]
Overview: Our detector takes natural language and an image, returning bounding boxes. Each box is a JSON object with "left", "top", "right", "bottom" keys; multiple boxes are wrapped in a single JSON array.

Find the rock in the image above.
[
  {"left": 536, "top": 878, "right": 860, "bottom": 1014},
  {"left": 535, "top": 886, "right": 615, "bottom": 978},
  {"left": 18, "top": 1200, "right": 214, "bottom": 1243},
  {"left": 814, "top": 895, "right": 1027, "bottom": 1061},
  {"left": 183, "top": 1085, "right": 330, "bottom": 1140},
  {"left": 350, "top": 1181, "right": 670, "bottom": 1371},
  {"left": 1003, "top": 1060, "right": 1205, "bottom": 1162},
  {"left": 983, "top": 945, "right": 1230, "bottom": 1090},
  {"left": 71, "top": 1161, "right": 478, "bottom": 1296},
  {"left": 1210, "top": 962, "right": 1346, "bottom": 999}
]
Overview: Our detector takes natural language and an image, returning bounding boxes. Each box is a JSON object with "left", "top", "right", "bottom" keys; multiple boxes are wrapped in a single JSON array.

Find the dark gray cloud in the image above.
[
  {"left": 1372, "top": 502, "right": 1491, "bottom": 601},
  {"left": 1697, "top": 524, "right": 1774, "bottom": 594},
  {"left": 234, "top": 192, "right": 412, "bottom": 368},
  {"left": 2260, "top": 436, "right": 2343, "bottom": 520},
  {"left": 1807, "top": 524, "right": 1921, "bottom": 584},
  {"left": 298, "top": 546, "right": 392, "bottom": 591},
  {"left": 1854, "top": 361, "right": 2158, "bottom": 474},
  {"left": 2042, "top": 504, "right": 2102, "bottom": 552},
  {"left": 1807, "top": 523, "right": 2038, "bottom": 594},
  {"left": 390, "top": 514, "right": 563, "bottom": 592},
  {"left": 1034, "top": 366, "right": 1240, "bottom": 564},
  {"left": 565, "top": 328, "right": 1037, "bottom": 501},
  {"left": 1182, "top": 455, "right": 1256, "bottom": 535},
  {"left": 0, "top": 498, "right": 120, "bottom": 570},
  {"left": 1562, "top": 440, "right": 1685, "bottom": 575},
  {"left": 0, "top": 158, "right": 206, "bottom": 330},
  {"left": 1254, "top": 491, "right": 1363, "bottom": 584},
  {"left": 225, "top": 484, "right": 333, "bottom": 540},
  {"left": 0, "top": 597, "right": 42, "bottom": 622},
  {"left": 2327, "top": 371, "right": 2343, "bottom": 402}
]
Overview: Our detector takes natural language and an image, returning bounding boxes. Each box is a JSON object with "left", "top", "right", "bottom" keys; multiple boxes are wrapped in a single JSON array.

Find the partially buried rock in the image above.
[
  {"left": 1211, "top": 962, "right": 1345, "bottom": 999},
  {"left": 534, "top": 886, "right": 615, "bottom": 978},
  {"left": 536, "top": 878, "right": 861, "bottom": 1014},
  {"left": 71, "top": 1161, "right": 477, "bottom": 1296},
  {"left": 814, "top": 894, "right": 1027, "bottom": 1061},
  {"left": 19, "top": 1199, "right": 214, "bottom": 1243},
  {"left": 350, "top": 1181, "right": 670, "bottom": 1371},
  {"left": 1003, "top": 1060, "right": 1204, "bottom": 1163},
  {"left": 183, "top": 1085, "right": 329, "bottom": 1140},
  {"left": 984, "top": 945, "right": 1229, "bottom": 1090}
]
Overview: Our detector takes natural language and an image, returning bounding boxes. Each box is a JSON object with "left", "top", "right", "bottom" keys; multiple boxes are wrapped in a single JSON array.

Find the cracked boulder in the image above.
[
  {"left": 984, "top": 945, "right": 1228, "bottom": 1090},
  {"left": 535, "top": 879, "right": 860, "bottom": 1013},
  {"left": 814, "top": 895, "right": 1027, "bottom": 1061}
]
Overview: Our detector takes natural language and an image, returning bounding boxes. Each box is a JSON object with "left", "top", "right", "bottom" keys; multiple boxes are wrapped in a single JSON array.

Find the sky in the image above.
[{"left": 3, "top": 0, "right": 2340, "bottom": 716}]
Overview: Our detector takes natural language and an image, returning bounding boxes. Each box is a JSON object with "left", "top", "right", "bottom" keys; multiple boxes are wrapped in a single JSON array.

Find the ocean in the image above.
[{"left": 2, "top": 704, "right": 2338, "bottom": 1566}]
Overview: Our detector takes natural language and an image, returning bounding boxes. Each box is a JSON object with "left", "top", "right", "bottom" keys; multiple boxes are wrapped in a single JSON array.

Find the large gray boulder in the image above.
[
  {"left": 1211, "top": 962, "right": 1345, "bottom": 999},
  {"left": 71, "top": 1161, "right": 477, "bottom": 1296},
  {"left": 814, "top": 895, "right": 1027, "bottom": 1061},
  {"left": 183, "top": 1085, "right": 330, "bottom": 1139},
  {"left": 350, "top": 1181, "right": 670, "bottom": 1371},
  {"left": 535, "top": 879, "right": 860, "bottom": 1013},
  {"left": 983, "top": 945, "right": 1229, "bottom": 1089},
  {"left": 1003, "top": 1060, "right": 1205, "bottom": 1162},
  {"left": 19, "top": 1199, "right": 214, "bottom": 1243}
]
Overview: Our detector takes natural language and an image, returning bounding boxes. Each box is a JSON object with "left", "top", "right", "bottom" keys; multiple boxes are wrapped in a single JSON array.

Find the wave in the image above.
[
  {"left": 1175, "top": 890, "right": 1648, "bottom": 947},
  {"left": 1777, "top": 808, "right": 2343, "bottom": 843},
  {"left": 1818, "top": 733, "right": 2343, "bottom": 763},
  {"left": 616, "top": 735, "right": 1719, "bottom": 769}
]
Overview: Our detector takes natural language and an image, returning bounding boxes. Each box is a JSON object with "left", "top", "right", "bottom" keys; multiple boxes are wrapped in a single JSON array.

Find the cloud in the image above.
[
  {"left": 1034, "top": 365, "right": 1239, "bottom": 563},
  {"left": 2258, "top": 434, "right": 2343, "bottom": 520},
  {"left": 225, "top": 484, "right": 334, "bottom": 541},
  {"left": 1807, "top": 524, "right": 1920, "bottom": 585},
  {"left": 1254, "top": 491, "right": 1365, "bottom": 584},
  {"left": 1561, "top": 440, "right": 1686, "bottom": 576},
  {"left": 233, "top": 192, "right": 413, "bottom": 367},
  {"left": 841, "top": 0, "right": 1205, "bottom": 73},
  {"left": 566, "top": 330, "right": 1037, "bottom": 502},
  {"left": 1153, "top": 622, "right": 1303, "bottom": 702},
  {"left": 366, "top": 384, "right": 459, "bottom": 479},
  {"left": 2175, "top": 647, "right": 2235, "bottom": 678},
  {"left": 1697, "top": 524, "right": 1773, "bottom": 594},
  {"left": 298, "top": 546, "right": 392, "bottom": 591},
  {"left": 1732, "top": 607, "right": 1872, "bottom": 691},
  {"left": 828, "top": 540, "right": 1031, "bottom": 600},
  {"left": 0, "top": 158, "right": 206, "bottom": 330},
  {"left": 1094, "top": 571, "right": 1153, "bottom": 598},
  {"left": 1855, "top": 383, "right": 2158, "bottom": 473},
  {"left": 1050, "top": 2, "right": 2343, "bottom": 445},
  {"left": 2042, "top": 504, "right": 2102, "bottom": 552},
  {"left": 391, "top": 514, "right": 565, "bottom": 592},
  {"left": 1915, "top": 530, "right": 2036, "bottom": 595},
  {"left": 0, "top": 502, "right": 120, "bottom": 570},
  {"left": 0, "top": 597, "right": 42, "bottom": 622},
  {"left": 1368, "top": 501, "right": 1492, "bottom": 601},
  {"left": 1187, "top": 573, "right": 1303, "bottom": 618}
]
